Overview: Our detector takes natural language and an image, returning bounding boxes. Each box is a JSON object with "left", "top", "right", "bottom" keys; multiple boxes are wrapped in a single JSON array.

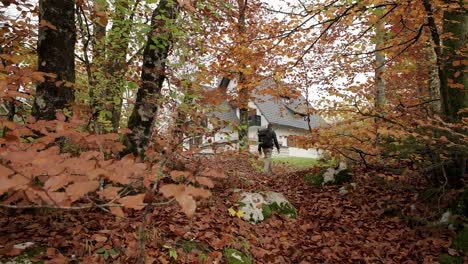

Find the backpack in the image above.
[{"left": 258, "top": 128, "right": 273, "bottom": 148}]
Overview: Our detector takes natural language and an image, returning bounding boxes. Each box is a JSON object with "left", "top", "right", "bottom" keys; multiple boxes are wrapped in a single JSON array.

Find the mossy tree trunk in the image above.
[
  {"left": 237, "top": 0, "right": 249, "bottom": 149},
  {"left": 32, "top": 0, "right": 75, "bottom": 120},
  {"left": 124, "top": 0, "right": 178, "bottom": 156},
  {"left": 439, "top": 1, "right": 467, "bottom": 187},
  {"left": 424, "top": 0, "right": 467, "bottom": 187}
]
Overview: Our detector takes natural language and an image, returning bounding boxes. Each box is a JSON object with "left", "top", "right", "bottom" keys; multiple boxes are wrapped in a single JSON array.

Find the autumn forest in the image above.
[{"left": 0, "top": 0, "right": 467, "bottom": 263}]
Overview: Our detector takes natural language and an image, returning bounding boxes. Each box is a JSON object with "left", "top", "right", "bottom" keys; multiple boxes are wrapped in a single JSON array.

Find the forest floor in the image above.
[{"left": 0, "top": 154, "right": 465, "bottom": 263}]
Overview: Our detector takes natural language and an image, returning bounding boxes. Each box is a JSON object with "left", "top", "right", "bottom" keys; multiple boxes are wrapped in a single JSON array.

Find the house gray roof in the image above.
[
  {"left": 253, "top": 79, "right": 325, "bottom": 130},
  {"left": 212, "top": 101, "right": 239, "bottom": 123},
  {"left": 211, "top": 78, "right": 326, "bottom": 130}
]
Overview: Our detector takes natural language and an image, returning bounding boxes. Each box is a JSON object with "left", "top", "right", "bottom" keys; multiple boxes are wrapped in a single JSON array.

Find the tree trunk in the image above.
[
  {"left": 439, "top": 0, "right": 467, "bottom": 187},
  {"left": 440, "top": 1, "right": 467, "bottom": 123},
  {"left": 424, "top": 0, "right": 467, "bottom": 187},
  {"left": 32, "top": 0, "right": 75, "bottom": 120},
  {"left": 374, "top": 16, "right": 386, "bottom": 109},
  {"left": 237, "top": 0, "right": 249, "bottom": 149},
  {"left": 427, "top": 42, "right": 441, "bottom": 114},
  {"left": 124, "top": 0, "right": 178, "bottom": 156}
]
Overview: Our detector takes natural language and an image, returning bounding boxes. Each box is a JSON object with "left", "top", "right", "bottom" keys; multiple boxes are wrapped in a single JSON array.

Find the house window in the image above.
[{"left": 248, "top": 115, "right": 261, "bottom": 126}]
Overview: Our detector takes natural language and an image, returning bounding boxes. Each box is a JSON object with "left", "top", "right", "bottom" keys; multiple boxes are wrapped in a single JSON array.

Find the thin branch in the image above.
[
  {"left": 0, "top": 199, "right": 175, "bottom": 210},
  {"left": 293, "top": 2, "right": 358, "bottom": 67}
]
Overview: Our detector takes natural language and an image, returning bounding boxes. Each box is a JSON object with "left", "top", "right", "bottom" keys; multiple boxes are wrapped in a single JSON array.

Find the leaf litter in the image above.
[{"left": 0, "top": 154, "right": 458, "bottom": 263}]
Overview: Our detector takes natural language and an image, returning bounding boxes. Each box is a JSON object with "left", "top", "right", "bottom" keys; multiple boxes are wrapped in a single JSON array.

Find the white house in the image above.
[{"left": 199, "top": 77, "right": 325, "bottom": 158}]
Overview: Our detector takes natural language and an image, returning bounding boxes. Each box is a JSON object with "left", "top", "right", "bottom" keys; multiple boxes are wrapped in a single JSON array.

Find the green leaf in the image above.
[
  {"left": 169, "top": 248, "right": 177, "bottom": 260},
  {"left": 96, "top": 248, "right": 105, "bottom": 254},
  {"left": 224, "top": 248, "right": 252, "bottom": 264},
  {"left": 128, "top": 81, "right": 138, "bottom": 89}
]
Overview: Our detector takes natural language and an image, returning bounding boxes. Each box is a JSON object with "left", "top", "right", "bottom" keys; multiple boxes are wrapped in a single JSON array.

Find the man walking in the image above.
[{"left": 258, "top": 124, "right": 280, "bottom": 173}]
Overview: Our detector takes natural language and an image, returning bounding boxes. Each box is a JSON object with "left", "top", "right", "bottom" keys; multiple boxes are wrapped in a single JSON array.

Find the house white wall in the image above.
[
  {"left": 249, "top": 124, "right": 321, "bottom": 158},
  {"left": 201, "top": 100, "right": 322, "bottom": 158}
]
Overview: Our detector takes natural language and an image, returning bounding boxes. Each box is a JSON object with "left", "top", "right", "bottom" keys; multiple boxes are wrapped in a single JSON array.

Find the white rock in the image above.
[
  {"left": 338, "top": 162, "right": 348, "bottom": 172},
  {"left": 239, "top": 192, "right": 267, "bottom": 222},
  {"left": 263, "top": 191, "right": 289, "bottom": 205},
  {"left": 13, "top": 242, "right": 35, "bottom": 250},
  {"left": 338, "top": 186, "right": 348, "bottom": 195},
  {"left": 439, "top": 211, "right": 452, "bottom": 224},
  {"left": 322, "top": 168, "right": 336, "bottom": 185}
]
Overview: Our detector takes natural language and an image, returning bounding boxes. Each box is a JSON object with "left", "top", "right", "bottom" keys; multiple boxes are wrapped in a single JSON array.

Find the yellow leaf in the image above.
[
  {"left": 236, "top": 210, "right": 244, "bottom": 218},
  {"left": 228, "top": 207, "right": 236, "bottom": 217}
]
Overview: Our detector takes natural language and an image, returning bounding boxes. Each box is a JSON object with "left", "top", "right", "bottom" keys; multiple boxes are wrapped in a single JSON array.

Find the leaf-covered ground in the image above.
[{"left": 0, "top": 155, "right": 463, "bottom": 263}]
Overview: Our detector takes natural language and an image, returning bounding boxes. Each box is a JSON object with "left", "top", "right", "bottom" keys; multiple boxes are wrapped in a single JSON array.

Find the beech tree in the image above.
[
  {"left": 423, "top": 0, "right": 467, "bottom": 185},
  {"left": 124, "top": 0, "right": 179, "bottom": 156},
  {"left": 32, "top": 0, "right": 76, "bottom": 120}
]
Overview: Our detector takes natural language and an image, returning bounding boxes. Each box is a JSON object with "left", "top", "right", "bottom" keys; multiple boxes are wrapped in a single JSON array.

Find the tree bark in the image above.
[
  {"left": 424, "top": 0, "right": 467, "bottom": 187},
  {"left": 427, "top": 42, "right": 441, "bottom": 114},
  {"left": 32, "top": 0, "right": 76, "bottom": 120},
  {"left": 439, "top": 0, "right": 467, "bottom": 187},
  {"left": 440, "top": 1, "right": 467, "bottom": 123},
  {"left": 374, "top": 18, "right": 386, "bottom": 111},
  {"left": 124, "top": 0, "right": 178, "bottom": 156},
  {"left": 237, "top": 0, "right": 249, "bottom": 149}
]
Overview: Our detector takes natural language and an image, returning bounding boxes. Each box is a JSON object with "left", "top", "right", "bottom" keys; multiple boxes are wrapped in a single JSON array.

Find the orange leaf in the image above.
[
  {"left": 185, "top": 185, "right": 211, "bottom": 198},
  {"left": 201, "top": 168, "right": 226, "bottom": 178},
  {"left": 87, "top": 168, "right": 108, "bottom": 180},
  {"left": 110, "top": 206, "right": 125, "bottom": 217},
  {"left": 0, "top": 164, "right": 14, "bottom": 177},
  {"left": 159, "top": 184, "right": 210, "bottom": 217},
  {"left": 170, "top": 170, "right": 192, "bottom": 181},
  {"left": 160, "top": 184, "right": 183, "bottom": 198},
  {"left": 175, "top": 194, "right": 196, "bottom": 217},
  {"left": 44, "top": 175, "right": 71, "bottom": 191},
  {"left": 97, "top": 186, "right": 122, "bottom": 200},
  {"left": 118, "top": 193, "right": 145, "bottom": 210},
  {"left": 92, "top": 234, "right": 108, "bottom": 243},
  {"left": 65, "top": 180, "right": 99, "bottom": 202},
  {"left": 0, "top": 174, "right": 29, "bottom": 193},
  {"left": 195, "top": 176, "right": 214, "bottom": 188}
]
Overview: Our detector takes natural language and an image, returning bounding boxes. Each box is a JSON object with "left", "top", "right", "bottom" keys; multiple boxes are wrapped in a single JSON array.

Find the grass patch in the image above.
[{"left": 273, "top": 157, "right": 325, "bottom": 168}]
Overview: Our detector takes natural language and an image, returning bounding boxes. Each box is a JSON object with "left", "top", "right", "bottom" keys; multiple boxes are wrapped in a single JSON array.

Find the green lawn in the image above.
[{"left": 272, "top": 157, "right": 324, "bottom": 168}]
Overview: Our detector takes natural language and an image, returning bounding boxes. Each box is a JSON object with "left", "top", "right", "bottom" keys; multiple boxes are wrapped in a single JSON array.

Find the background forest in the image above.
[{"left": 0, "top": 0, "right": 467, "bottom": 263}]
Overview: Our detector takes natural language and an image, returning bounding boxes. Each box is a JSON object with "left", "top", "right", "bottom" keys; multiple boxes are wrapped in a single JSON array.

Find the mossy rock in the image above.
[
  {"left": 438, "top": 253, "right": 463, "bottom": 264},
  {"left": 224, "top": 248, "right": 252, "bottom": 264},
  {"left": 269, "top": 202, "right": 297, "bottom": 218},
  {"left": 334, "top": 169, "right": 352, "bottom": 185},
  {"left": 304, "top": 170, "right": 325, "bottom": 186},
  {"left": 304, "top": 168, "right": 351, "bottom": 186},
  {"left": 239, "top": 192, "right": 297, "bottom": 223}
]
